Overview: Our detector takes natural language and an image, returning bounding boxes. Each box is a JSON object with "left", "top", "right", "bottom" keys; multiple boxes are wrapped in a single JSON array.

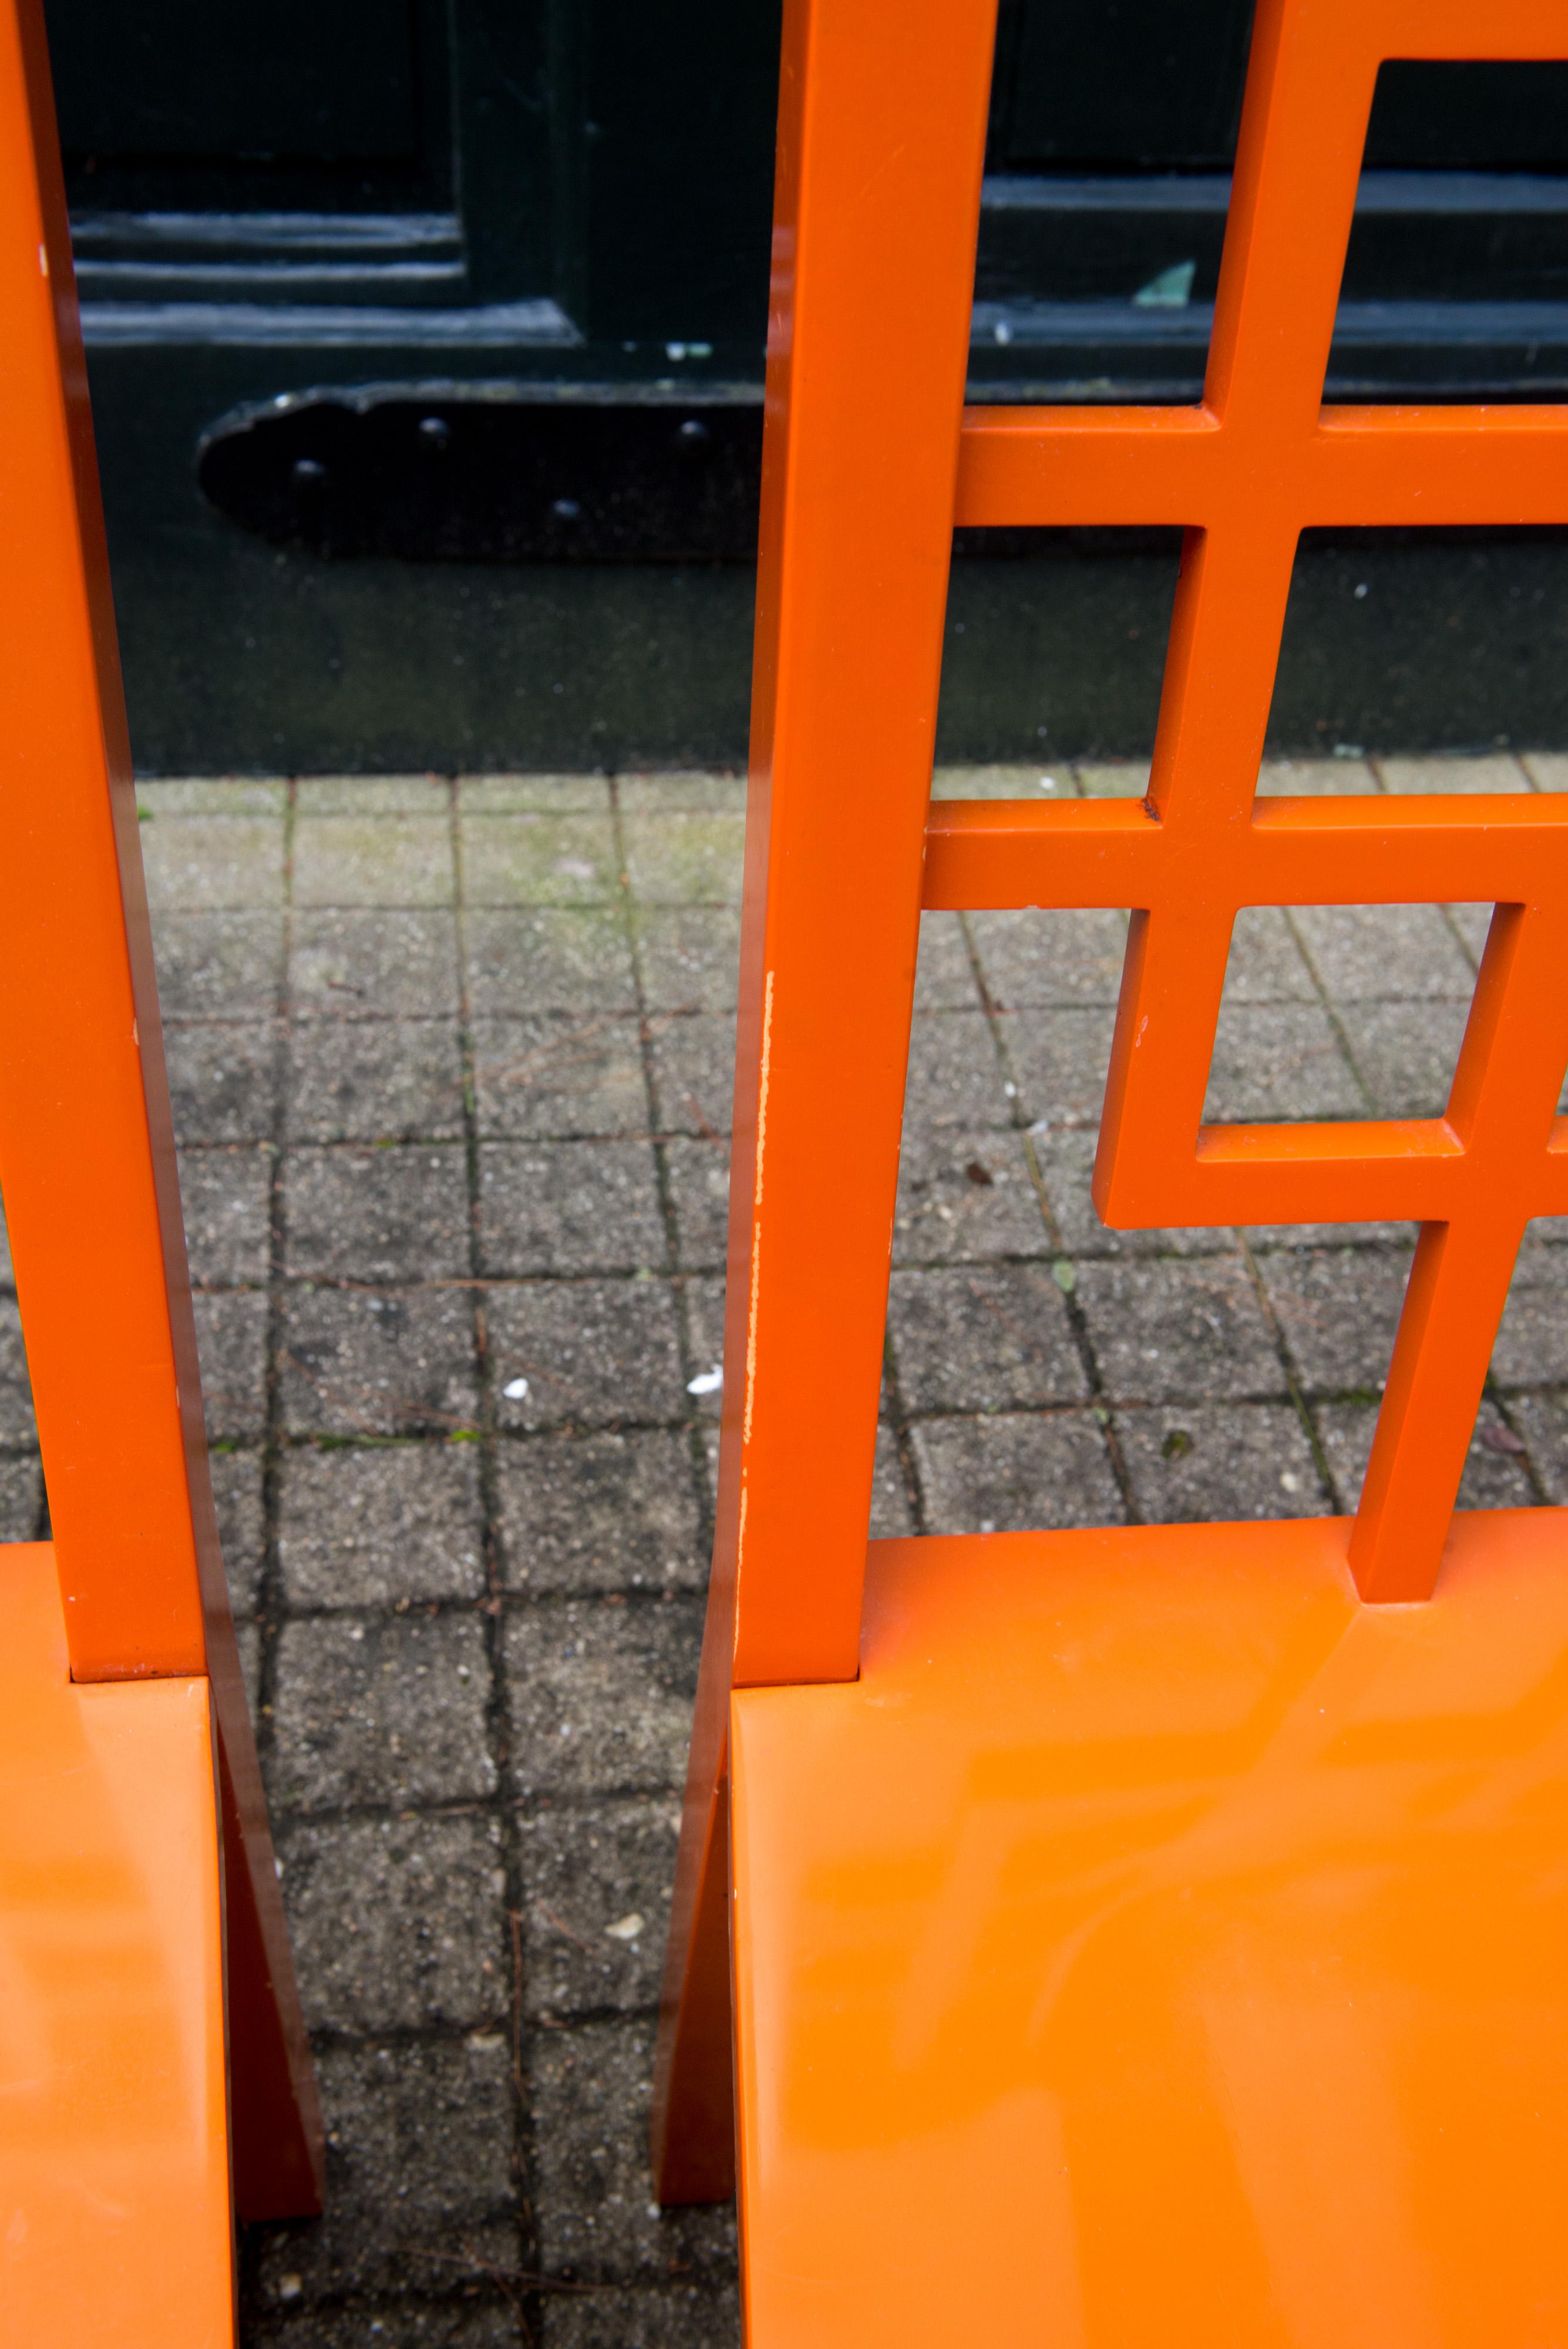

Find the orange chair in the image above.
[
  {"left": 0, "top": 3, "right": 321, "bottom": 2336},
  {"left": 652, "top": 0, "right": 1568, "bottom": 2338}
]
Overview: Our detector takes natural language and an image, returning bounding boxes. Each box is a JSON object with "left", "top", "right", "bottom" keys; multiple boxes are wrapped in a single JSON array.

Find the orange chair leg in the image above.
[
  {"left": 651, "top": 1756, "right": 735, "bottom": 2205},
  {"left": 216, "top": 1708, "right": 325, "bottom": 2220}
]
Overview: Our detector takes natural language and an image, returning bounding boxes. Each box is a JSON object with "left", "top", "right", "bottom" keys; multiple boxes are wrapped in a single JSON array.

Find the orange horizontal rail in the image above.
[
  {"left": 923, "top": 793, "right": 1568, "bottom": 910},
  {"left": 956, "top": 406, "right": 1568, "bottom": 532}
]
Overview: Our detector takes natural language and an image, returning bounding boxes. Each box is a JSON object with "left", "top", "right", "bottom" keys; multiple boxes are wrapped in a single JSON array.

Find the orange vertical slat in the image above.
[
  {"left": 725, "top": 0, "right": 999, "bottom": 1689},
  {"left": 654, "top": 0, "right": 1001, "bottom": 2198}
]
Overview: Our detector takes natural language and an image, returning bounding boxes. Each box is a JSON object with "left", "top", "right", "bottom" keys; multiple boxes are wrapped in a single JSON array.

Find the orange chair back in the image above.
[
  {"left": 655, "top": 0, "right": 1568, "bottom": 2207},
  {"left": 0, "top": 0, "right": 321, "bottom": 2221}
]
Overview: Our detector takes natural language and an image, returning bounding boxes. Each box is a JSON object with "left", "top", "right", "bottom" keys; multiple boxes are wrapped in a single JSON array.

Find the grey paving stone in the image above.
[
  {"left": 246, "top": 2296, "right": 521, "bottom": 2346},
  {"left": 1379, "top": 753, "right": 1527, "bottom": 795},
  {"left": 294, "top": 776, "right": 450, "bottom": 816},
  {"left": 279, "top": 1812, "right": 506, "bottom": 2031},
  {"left": 460, "top": 772, "right": 613, "bottom": 813},
  {"left": 541, "top": 2284, "right": 741, "bottom": 2349},
  {"left": 913, "top": 910, "right": 981, "bottom": 1011},
  {"left": 1502, "top": 1392, "right": 1568, "bottom": 1500},
  {"left": 617, "top": 769, "right": 745, "bottom": 813},
  {"left": 1075, "top": 760, "right": 1150, "bottom": 797},
  {"left": 487, "top": 1278, "right": 686, "bottom": 1429},
  {"left": 903, "top": 1011, "right": 1014, "bottom": 1129},
  {"left": 911, "top": 1411, "right": 1123, "bottom": 1533},
  {"left": 211, "top": 1446, "right": 264, "bottom": 1614},
  {"left": 968, "top": 907, "right": 1129, "bottom": 1009},
  {"left": 152, "top": 909, "right": 283, "bottom": 1018},
  {"left": 236, "top": 1621, "right": 262, "bottom": 1715},
  {"left": 1116, "top": 1403, "right": 1328, "bottom": 1523},
  {"left": 0, "top": 1452, "right": 42, "bottom": 1539},
  {"left": 294, "top": 816, "right": 455, "bottom": 908},
  {"left": 285, "top": 1147, "right": 472, "bottom": 1281},
  {"left": 1029, "top": 1126, "right": 1233, "bottom": 1258},
  {"left": 530, "top": 2017, "right": 736, "bottom": 2281},
  {"left": 279, "top": 1442, "right": 486, "bottom": 1607},
  {"left": 193, "top": 1287, "right": 268, "bottom": 1441},
  {"left": 1445, "top": 901, "right": 1493, "bottom": 963},
  {"left": 1220, "top": 908, "right": 1317, "bottom": 1004},
  {"left": 620, "top": 812, "right": 745, "bottom": 904},
  {"left": 133, "top": 765, "right": 1568, "bottom": 2349},
  {"left": 887, "top": 1264, "right": 1086, "bottom": 1412},
  {"left": 137, "top": 778, "right": 288, "bottom": 817},
  {"left": 287, "top": 1018, "right": 466, "bottom": 1143},
  {"left": 152, "top": 767, "right": 1568, "bottom": 2349},
  {"left": 1258, "top": 1244, "right": 1414, "bottom": 1394},
  {"left": 1315, "top": 1398, "right": 1536, "bottom": 1514},
  {"left": 665, "top": 1135, "right": 731, "bottom": 1270},
  {"left": 1074, "top": 1256, "right": 1286, "bottom": 1404},
  {"left": 506, "top": 1597, "right": 702, "bottom": 1798},
  {"left": 647, "top": 1013, "right": 733, "bottom": 1137},
  {"left": 478, "top": 1142, "right": 666, "bottom": 1277},
  {"left": 270, "top": 1612, "right": 494, "bottom": 1810},
  {"left": 893, "top": 1128, "right": 1048, "bottom": 1264},
  {"left": 462, "top": 813, "right": 620, "bottom": 906},
  {"left": 867, "top": 1422, "right": 915, "bottom": 1534},
  {"left": 465, "top": 906, "right": 637, "bottom": 1016},
  {"left": 1332, "top": 998, "right": 1471, "bottom": 1119},
  {"left": 253, "top": 2039, "right": 515, "bottom": 2299},
  {"left": 633, "top": 906, "right": 741, "bottom": 1013},
  {"left": 177, "top": 1145, "right": 271, "bottom": 1286},
  {"left": 291, "top": 908, "right": 460, "bottom": 1018},
  {"left": 519, "top": 1795, "right": 681, "bottom": 2017},
  {"left": 1455, "top": 1408, "right": 1542, "bottom": 1512},
  {"left": 931, "top": 762, "right": 1066, "bottom": 800},
  {"left": 1522, "top": 752, "right": 1568, "bottom": 792},
  {"left": 472, "top": 1016, "right": 646, "bottom": 1140},
  {"left": 679, "top": 1277, "right": 726, "bottom": 1422},
  {"left": 1256, "top": 756, "right": 1378, "bottom": 796},
  {"left": 139, "top": 814, "right": 285, "bottom": 910},
  {"left": 1288, "top": 902, "right": 1476, "bottom": 1001},
  {"left": 164, "top": 1021, "right": 278, "bottom": 1143},
  {"left": 498, "top": 1431, "right": 702, "bottom": 1593},
  {"left": 279, "top": 1287, "right": 480, "bottom": 1438},
  {"left": 1492, "top": 1241, "right": 1568, "bottom": 1388},
  {"left": 1244, "top": 1214, "right": 1417, "bottom": 1251},
  {"left": 0, "top": 1300, "right": 33, "bottom": 1445},
  {"left": 1203, "top": 1002, "right": 1365, "bottom": 1122},
  {"left": 996, "top": 1007, "right": 1118, "bottom": 1130}
]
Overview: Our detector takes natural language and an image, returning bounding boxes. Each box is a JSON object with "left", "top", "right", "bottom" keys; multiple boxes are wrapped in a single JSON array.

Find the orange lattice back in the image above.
[{"left": 943, "top": 0, "right": 1568, "bottom": 1606}]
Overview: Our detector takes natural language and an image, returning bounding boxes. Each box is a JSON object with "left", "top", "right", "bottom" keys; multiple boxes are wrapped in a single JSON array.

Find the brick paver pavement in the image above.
[{"left": 5, "top": 752, "right": 1568, "bottom": 2344}]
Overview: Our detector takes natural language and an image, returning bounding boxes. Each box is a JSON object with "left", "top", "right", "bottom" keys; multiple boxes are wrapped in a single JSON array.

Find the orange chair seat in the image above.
[
  {"left": 731, "top": 1512, "right": 1568, "bottom": 2347},
  {"left": 0, "top": 1544, "right": 233, "bottom": 2344}
]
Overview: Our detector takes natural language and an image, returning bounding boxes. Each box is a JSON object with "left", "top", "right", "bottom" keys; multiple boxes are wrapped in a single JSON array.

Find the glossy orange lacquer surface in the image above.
[
  {"left": 0, "top": 1545, "right": 234, "bottom": 2343},
  {"left": 654, "top": 0, "right": 1568, "bottom": 2231},
  {"left": 734, "top": 1516, "right": 1568, "bottom": 2346},
  {"left": 0, "top": 0, "right": 321, "bottom": 2217}
]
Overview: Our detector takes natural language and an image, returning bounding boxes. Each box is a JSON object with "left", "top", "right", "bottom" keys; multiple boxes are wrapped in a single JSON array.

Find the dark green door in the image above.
[{"left": 39, "top": 0, "right": 1568, "bottom": 769}]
